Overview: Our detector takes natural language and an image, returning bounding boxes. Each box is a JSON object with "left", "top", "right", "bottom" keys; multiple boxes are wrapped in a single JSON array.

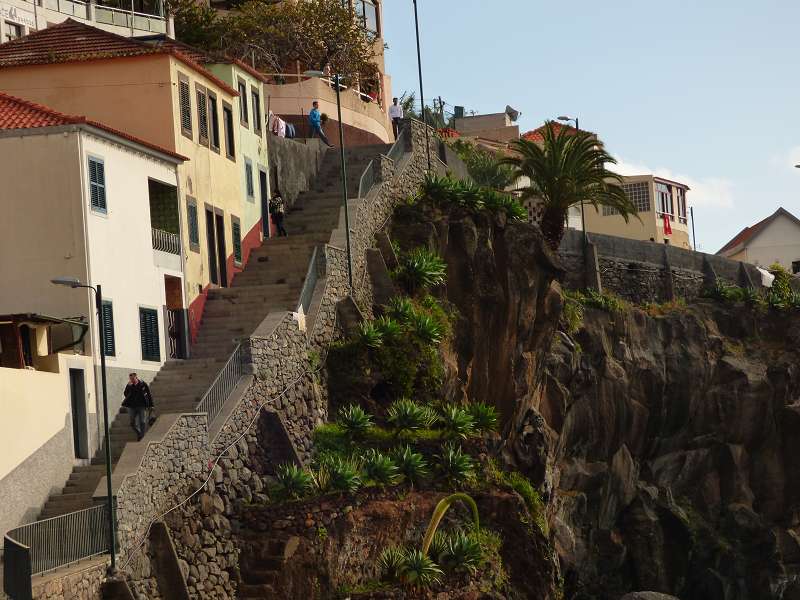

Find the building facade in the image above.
[{"left": 717, "top": 207, "right": 800, "bottom": 272}]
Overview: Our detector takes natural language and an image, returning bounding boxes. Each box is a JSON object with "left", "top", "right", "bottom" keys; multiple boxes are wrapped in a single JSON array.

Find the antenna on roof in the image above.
[{"left": 505, "top": 105, "right": 521, "bottom": 122}]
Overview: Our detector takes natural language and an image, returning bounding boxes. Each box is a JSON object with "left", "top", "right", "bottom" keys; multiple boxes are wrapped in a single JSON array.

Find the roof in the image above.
[
  {"left": 717, "top": 207, "right": 800, "bottom": 255},
  {"left": 0, "top": 92, "right": 188, "bottom": 161},
  {"left": 0, "top": 20, "right": 238, "bottom": 96},
  {"left": 137, "top": 34, "right": 270, "bottom": 84},
  {"left": 521, "top": 121, "right": 587, "bottom": 142}
]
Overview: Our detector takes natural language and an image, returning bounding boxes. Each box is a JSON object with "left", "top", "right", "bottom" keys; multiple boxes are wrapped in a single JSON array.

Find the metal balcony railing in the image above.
[
  {"left": 152, "top": 228, "right": 180, "bottom": 255},
  {"left": 94, "top": 4, "right": 167, "bottom": 33},
  {"left": 196, "top": 344, "right": 246, "bottom": 424}
]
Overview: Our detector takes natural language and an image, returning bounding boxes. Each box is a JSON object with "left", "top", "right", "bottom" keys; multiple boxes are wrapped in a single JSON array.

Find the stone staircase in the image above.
[
  {"left": 237, "top": 535, "right": 300, "bottom": 598},
  {"left": 35, "top": 143, "right": 391, "bottom": 522}
]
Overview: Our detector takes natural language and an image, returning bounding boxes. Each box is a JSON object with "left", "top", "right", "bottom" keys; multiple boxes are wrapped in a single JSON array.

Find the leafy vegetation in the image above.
[
  {"left": 421, "top": 493, "right": 480, "bottom": 555},
  {"left": 436, "top": 444, "right": 476, "bottom": 487},
  {"left": 362, "top": 449, "right": 401, "bottom": 486},
  {"left": 394, "top": 247, "right": 447, "bottom": 294},
  {"left": 400, "top": 549, "right": 443, "bottom": 588},
  {"left": 275, "top": 463, "right": 312, "bottom": 500},
  {"left": 440, "top": 530, "right": 483, "bottom": 574},
  {"left": 449, "top": 139, "right": 517, "bottom": 191},
  {"left": 564, "top": 288, "right": 627, "bottom": 313},
  {"left": 467, "top": 402, "right": 499, "bottom": 433},
  {"left": 501, "top": 121, "right": 636, "bottom": 249},
  {"left": 414, "top": 173, "right": 527, "bottom": 221},
  {"left": 378, "top": 546, "right": 407, "bottom": 582},
  {"left": 438, "top": 405, "right": 477, "bottom": 440},
  {"left": 336, "top": 404, "right": 374, "bottom": 442},
  {"left": 394, "top": 445, "right": 429, "bottom": 485},
  {"left": 387, "top": 398, "right": 437, "bottom": 437}
]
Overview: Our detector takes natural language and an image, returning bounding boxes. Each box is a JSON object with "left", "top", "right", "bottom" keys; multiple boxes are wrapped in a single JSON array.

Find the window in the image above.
[
  {"left": 88, "top": 157, "right": 107, "bottom": 213},
  {"left": 237, "top": 79, "right": 249, "bottom": 127},
  {"left": 656, "top": 182, "right": 674, "bottom": 220},
  {"left": 676, "top": 188, "right": 688, "bottom": 224},
  {"left": 5, "top": 21, "right": 23, "bottom": 42},
  {"left": 139, "top": 308, "right": 160, "bottom": 362},
  {"left": 223, "top": 103, "right": 235, "bottom": 159},
  {"left": 232, "top": 217, "right": 242, "bottom": 264},
  {"left": 355, "top": 0, "right": 378, "bottom": 34},
  {"left": 793, "top": 261, "right": 800, "bottom": 275},
  {"left": 100, "top": 301, "right": 115, "bottom": 357},
  {"left": 244, "top": 158, "right": 254, "bottom": 199},
  {"left": 196, "top": 85, "right": 209, "bottom": 146},
  {"left": 187, "top": 197, "right": 199, "bottom": 252},
  {"left": 251, "top": 88, "right": 262, "bottom": 134},
  {"left": 178, "top": 74, "right": 192, "bottom": 139},
  {"left": 624, "top": 181, "right": 651, "bottom": 213},
  {"left": 208, "top": 92, "right": 220, "bottom": 152}
]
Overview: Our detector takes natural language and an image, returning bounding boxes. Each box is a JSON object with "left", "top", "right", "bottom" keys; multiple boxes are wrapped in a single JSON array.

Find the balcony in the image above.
[
  {"left": 94, "top": 3, "right": 166, "bottom": 33},
  {"left": 152, "top": 227, "right": 180, "bottom": 254}
]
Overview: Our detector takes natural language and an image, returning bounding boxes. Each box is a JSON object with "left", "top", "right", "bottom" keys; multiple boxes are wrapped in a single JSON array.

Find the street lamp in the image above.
[
  {"left": 412, "top": 0, "right": 432, "bottom": 170},
  {"left": 557, "top": 115, "right": 587, "bottom": 245},
  {"left": 303, "top": 69, "right": 354, "bottom": 291},
  {"left": 51, "top": 277, "right": 116, "bottom": 573}
]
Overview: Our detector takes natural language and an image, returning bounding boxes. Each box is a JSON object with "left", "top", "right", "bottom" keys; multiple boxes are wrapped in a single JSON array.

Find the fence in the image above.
[
  {"left": 358, "top": 160, "right": 376, "bottom": 199},
  {"left": 387, "top": 129, "right": 407, "bottom": 164},
  {"left": 196, "top": 344, "right": 246, "bottom": 424},
  {"left": 3, "top": 505, "right": 109, "bottom": 599},
  {"left": 151, "top": 228, "right": 181, "bottom": 255}
]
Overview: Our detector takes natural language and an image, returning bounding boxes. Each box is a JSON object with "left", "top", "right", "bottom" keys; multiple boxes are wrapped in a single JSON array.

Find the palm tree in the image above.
[{"left": 502, "top": 121, "right": 636, "bottom": 250}]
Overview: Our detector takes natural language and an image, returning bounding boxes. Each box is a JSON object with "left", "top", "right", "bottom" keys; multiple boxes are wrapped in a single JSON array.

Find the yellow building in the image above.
[{"left": 0, "top": 19, "right": 250, "bottom": 341}]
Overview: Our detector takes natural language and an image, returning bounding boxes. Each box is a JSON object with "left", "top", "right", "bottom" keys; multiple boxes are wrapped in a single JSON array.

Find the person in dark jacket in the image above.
[
  {"left": 123, "top": 372, "right": 153, "bottom": 441},
  {"left": 270, "top": 191, "right": 288, "bottom": 237}
]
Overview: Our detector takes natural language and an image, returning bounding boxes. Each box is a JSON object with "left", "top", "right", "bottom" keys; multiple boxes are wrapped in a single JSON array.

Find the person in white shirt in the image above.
[{"left": 389, "top": 97, "right": 404, "bottom": 138}]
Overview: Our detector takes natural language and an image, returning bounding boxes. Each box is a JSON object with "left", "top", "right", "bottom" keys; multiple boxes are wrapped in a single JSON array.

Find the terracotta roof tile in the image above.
[
  {"left": 521, "top": 121, "right": 584, "bottom": 142},
  {"left": 717, "top": 208, "right": 800, "bottom": 255},
  {"left": 0, "top": 19, "right": 238, "bottom": 95},
  {"left": 0, "top": 92, "right": 187, "bottom": 161}
]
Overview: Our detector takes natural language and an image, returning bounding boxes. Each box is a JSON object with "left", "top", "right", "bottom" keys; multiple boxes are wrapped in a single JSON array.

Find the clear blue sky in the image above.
[{"left": 382, "top": 0, "right": 800, "bottom": 253}]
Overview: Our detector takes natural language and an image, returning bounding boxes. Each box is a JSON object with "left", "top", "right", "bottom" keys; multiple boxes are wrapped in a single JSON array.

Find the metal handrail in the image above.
[
  {"left": 357, "top": 159, "right": 375, "bottom": 199},
  {"left": 4, "top": 504, "right": 109, "bottom": 589},
  {"left": 296, "top": 245, "right": 324, "bottom": 315},
  {"left": 152, "top": 228, "right": 180, "bottom": 254},
  {"left": 196, "top": 343, "right": 246, "bottom": 424},
  {"left": 387, "top": 128, "right": 407, "bottom": 164}
]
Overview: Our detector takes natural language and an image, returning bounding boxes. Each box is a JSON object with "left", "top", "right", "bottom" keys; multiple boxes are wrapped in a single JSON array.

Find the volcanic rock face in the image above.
[{"left": 522, "top": 303, "right": 800, "bottom": 600}]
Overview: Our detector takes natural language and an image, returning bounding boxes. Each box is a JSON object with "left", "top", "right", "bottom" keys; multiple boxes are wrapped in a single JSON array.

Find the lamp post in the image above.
[
  {"left": 557, "top": 115, "right": 586, "bottom": 244},
  {"left": 51, "top": 276, "right": 116, "bottom": 573},
  {"left": 303, "top": 70, "right": 354, "bottom": 291},
  {"left": 412, "top": 0, "right": 432, "bottom": 170}
]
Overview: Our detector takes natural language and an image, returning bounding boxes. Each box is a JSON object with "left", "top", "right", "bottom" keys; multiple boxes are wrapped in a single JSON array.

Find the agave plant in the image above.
[
  {"left": 387, "top": 296, "right": 417, "bottom": 323},
  {"left": 378, "top": 546, "right": 407, "bottom": 582},
  {"left": 437, "top": 405, "right": 476, "bottom": 440},
  {"left": 275, "top": 463, "right": 312, "bottom": 500},
  {"left": 394, "top": 445, "right": 429, "bottom": 485},
  {"left": 362, "top": 448, "right": 401, "bottom": 486},
  {"left": 410, "top": 312, "right": 444, "bottom": 345},
  {"left": 426, "top": 530, "right": 450, "bottom": 562},
  {"left": 440, "top": 530, "right": 483, "bottom": 574},
  {"left": 357, "top": 320, "right": 384, "bottom": 349},
  {"left": 336, "top": 404, "right": 374, "bottom": 442},
  {"left": 420, "top": 172, "right": 457, "bottom": 206},
  {"left": 327, "top": 456, "right": 362, "bottom": 493},
  {"left": 482, "top": 189, "right": 527, "bottom": 221},
  {"left": 310, "top": 462, "right": 332, "bottom": 494},
  {"left": 397, "top": 248, "right": 447, "bottom": 294},
  {"left": 421, "top": 493, "right": 480, "bottom": 556},
  {"left": 400, "top": 549, "right": 443, "bottom": 588},
  {"left": 387, "top": 398, "right": 437, "bottom": 437},
  {"left": 467, "top": 402, "right": 499, "bottom": 433},
  {"left": 375, "top": 315, "right": 402, "bottom": 342},
  {"left": 457, "top": 181, "right": 486, "bottom": 212},
  {"left": 436, "top": 444, "right": 476, "bottom": 486}
]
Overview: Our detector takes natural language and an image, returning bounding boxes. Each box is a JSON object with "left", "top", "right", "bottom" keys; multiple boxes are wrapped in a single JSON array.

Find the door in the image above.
[
  {"left": 215, "top": 213, "right": 228, "bottom": 287},
  {"left": 69, "top": 369, "right": 89, "bottom": 459},
  {"left": 259, "top": 169, "right": 270, "bottom": 237},
  {"left": 205, "top": 208, "right": 219, "bottom": 285}
]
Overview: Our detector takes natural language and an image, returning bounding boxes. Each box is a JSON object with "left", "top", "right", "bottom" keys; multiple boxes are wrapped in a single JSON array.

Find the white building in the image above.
[
  {"left": 0, "top": 0, "right": 171, "bottom": 41},
  {"left": 717, "top": 207, "right": 800, "bottom": 273},
  {"left": 0, "top": 92, "right": 188, "bottom": 430}
]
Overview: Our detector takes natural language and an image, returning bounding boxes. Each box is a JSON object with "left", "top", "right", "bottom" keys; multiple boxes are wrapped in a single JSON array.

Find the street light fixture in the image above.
[
  {"left": 303, "top": 69, "right": 354, "bottom": 291},
  {"left": 51, "top": 277, "right": 116, "bottom": 573},
  {"left": 557, "top": 115, "right": 587, "bottom": 245}
]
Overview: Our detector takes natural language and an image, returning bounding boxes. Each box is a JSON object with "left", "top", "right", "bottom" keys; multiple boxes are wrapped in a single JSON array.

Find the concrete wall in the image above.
[
  {"left": 729, "top": 213, "right": 800, "bottom": 269},
  {"left": 267, "top": 135, "right": 327, "bottom": 209},
  {"left": 0, "top": 352, "right": 95, "bottom": 540}
]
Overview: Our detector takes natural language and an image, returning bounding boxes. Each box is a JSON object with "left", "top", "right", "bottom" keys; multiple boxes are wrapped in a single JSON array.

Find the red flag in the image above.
[{"left": 663, "top": 213, "right": 673, "bottom": 236}]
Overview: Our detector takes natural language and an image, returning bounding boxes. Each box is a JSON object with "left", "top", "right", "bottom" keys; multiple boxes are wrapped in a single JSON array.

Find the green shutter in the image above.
[
  {"left": 187, "top": 202, "right": 199, "bottom": 245},
  {"left": 101, "top": 301, "right": 115, "bottom": 357},
  {"left": 139, "top": 308, "right": 160, "bottom": 362},
  {"left": 89, "top": 158, "right": 106, "bottom": 212},
  {"left": 232, "top": 220, "right": 242, "bottom": 263},
  {"left": 179, "top": 79, "right": 192, "bottom": 133}
]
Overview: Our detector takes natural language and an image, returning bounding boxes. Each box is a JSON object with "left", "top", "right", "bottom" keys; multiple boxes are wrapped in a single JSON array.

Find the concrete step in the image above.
[{"left": 237, "top": 583, "right": 277, "bottom": 598}]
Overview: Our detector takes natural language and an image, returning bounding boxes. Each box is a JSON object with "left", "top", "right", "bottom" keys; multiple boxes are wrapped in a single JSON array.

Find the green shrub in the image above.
[
  {"left": 375, "top": 316, "right": 402, "bottom": 342},
  {"left": 580, "top": 289, "right": 627, "bottom": 312},
  {"left": 310, "top": 463, "right": 332, "bottom": 494},
  {"left": 467, "top": 402, "right": 499, "bottom": 433},
  {"left": 387, "top": 398, "right": 437, "bottom": 437},
  {"left": 400, "top": 549, "right": 443, "bottom": 588},
  {"left": 387, "top": 296, "right": 416, "bottom": 323},
  {"left": 357, "top": 320, "right": 384, "bottom": 349},
  {"left": 482, "top": 189, "right": 527, "bottom": 221},
  {"left": 436, "top": 444, "right": 476, "bottom": 486},
  {"left": 426, "top": 530, "right": 450, "bottom": 562},
  {"left": 437, "top": 405, "right": 476, "bottom": 440},
  {"left": 770, "top": 263, "right": 794, "bottom": 301},
  {"left": 394, "top": 445, "right": 429, "bottom": 485},
  {"left": 378, "top": 546, "right": 406, "bottom": 582},
  {"left": 336, "top": 404, "right": 373, "bottom": 442},
  {"left": 327, "top": 456, "right": 362, "bottom": 493},
  {"left": 409, "top": 312, "right": 444, "bottom": 345},
  {"left": 457, "top": 181, "right": 486, "bottom": 211},
  {"left": 506, "top": 472, "right": 548, "bottom": 535},
  {"left": 561, "top": 291, "right": 585, "bottom": 334},
  {"left": 440, "top": 530, "right": 483, "bottom": 574},
  {"left": 362, "top": 449, "right": 401, "bottom": 486},
  {"left": 275, "top": 463, "right": 312, "bottom": 500},
  {"left": 396, "top": 248, "right": 447, "bottom": 294},
  {"left": 420, "top": 172, "right": 457, "bottom": 206}
]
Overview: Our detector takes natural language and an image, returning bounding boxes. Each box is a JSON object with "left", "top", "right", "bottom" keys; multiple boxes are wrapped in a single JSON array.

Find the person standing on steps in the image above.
[
  {"left": 309, "top": 100, "right": 334, "bottom": 148},
  {"left": 389, "top": 97, "right": 404, "bottom": 139},
  {"left": 271, "top": 191, "right": 288, "bottom": 237},
  {"left": 122, "top": 372, "right": 153, "bottom": 441}
]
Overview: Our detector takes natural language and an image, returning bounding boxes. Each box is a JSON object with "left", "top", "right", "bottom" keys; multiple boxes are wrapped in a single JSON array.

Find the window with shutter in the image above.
[
  {"left": 238, "top": 79, "right": 249, "bottom": 126},
  {"left": 139, "top": 308, "right": 160, "bottom": 362},
  {"left": 245, "top": 159, "right": 254, "bottom": 198},
  {"left": 232, "top": 218, "right": 242, "bottom": 264},
  {"left": 196, "top": 86, "right": 209, "bottom": 145},
  {"left": 223, "top": 103, "right": 235, "bottom": 160},
  {"left": 88, "top": 157, "right": 107, "bottom": 213},
  {"left": 178, "top": 75, "right": 192, "bottom": 138},
  {"left": 101, "top": 300, "right": 115, "bottom": 357},
  {"left": 251, "top": 88, "right": 262, "bottom": 134},
  {"left": 187, "top": 197, "right": 199, "bottom": 252},
  {"left": 208, "top": 92, "right": 220, "bottom": 152}
]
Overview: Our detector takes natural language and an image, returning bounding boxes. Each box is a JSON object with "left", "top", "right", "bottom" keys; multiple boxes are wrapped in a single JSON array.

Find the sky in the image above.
[{"left": 381, "top": 0, "right": 800, "bottom": 253}]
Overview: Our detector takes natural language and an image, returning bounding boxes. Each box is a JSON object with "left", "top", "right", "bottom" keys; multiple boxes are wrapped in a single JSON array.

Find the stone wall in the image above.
[
  {"left": 559, "top": 229, "right": 764, "bottom": 304},
  {"left": 267, "top": 136, "right": 327, "bottom": 209},
  {"left": 31, "top": 558, "right": 108, "bottom": 600}
]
